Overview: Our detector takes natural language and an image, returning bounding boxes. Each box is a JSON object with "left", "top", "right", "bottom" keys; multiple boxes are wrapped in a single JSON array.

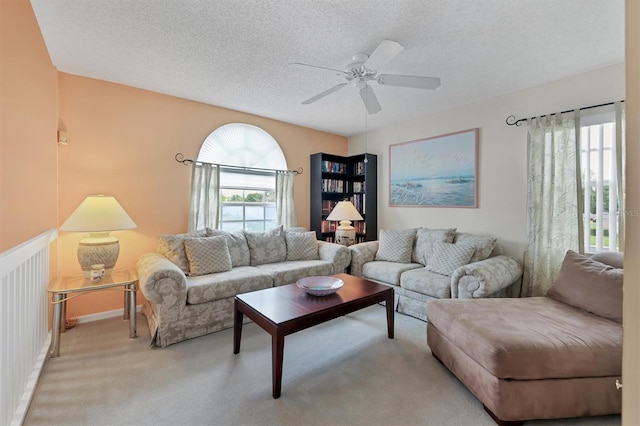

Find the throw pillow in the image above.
[
  {"left": 157, "top": 229, "right": 207, "bottom": 274},
  {"left": 285, "top": 231, "right": 320, "bottom": 261},
  {"left": 412, "top": 227, "right": 457, "bottom": 265},
  {"left": 245, "top": 226, "right": 287, "bottom": 266},
  {"left": 284, "top": 227, "right": 307, "bottom": 233},
  {"left": 546, "top": 250, "right": 623, "bottom": 323},
  {"left": 453, "top": 233, "right": 497, "bottom": 263},
  {"left": 375, "top": 229, "right": 417, "bottom": 263},
  {"left": 183, "top": 236, "right": 232, "bottom": 276},
  {"left": 206, "top": 229, "right": 250, "bottom": 267},
  {"left": 426, "top": 242, "right": 475, "bottom": 276},
  {"left": 590, "top": 251, "right": 624, "bottom": 269}
]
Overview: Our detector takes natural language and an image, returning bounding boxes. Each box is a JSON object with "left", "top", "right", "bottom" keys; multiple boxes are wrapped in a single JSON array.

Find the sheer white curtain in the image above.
[
  {"left": 275, "top": 171, "right": 297, "bottom": 228},
  {"left": 188, "top": 163, "right": 220, "bottom": 231},
  {"left": 521, "top": 112, "right": 582, "bottom": 297}
]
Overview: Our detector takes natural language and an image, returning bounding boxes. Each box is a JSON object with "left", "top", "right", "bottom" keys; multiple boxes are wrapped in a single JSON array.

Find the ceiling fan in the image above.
[{"left": 291, "top": 39, "right": 441, "bottom": 114}]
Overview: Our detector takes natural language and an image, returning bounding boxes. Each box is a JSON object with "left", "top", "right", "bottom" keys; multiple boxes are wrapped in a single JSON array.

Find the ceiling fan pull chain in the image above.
[{"left": 364, "top": 90, "right": 369, "bottom": 163}]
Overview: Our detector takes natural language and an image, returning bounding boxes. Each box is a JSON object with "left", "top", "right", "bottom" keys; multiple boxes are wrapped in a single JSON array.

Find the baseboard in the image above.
[{"left": 76, "top": 305, "right": 143, "bottom": 324}]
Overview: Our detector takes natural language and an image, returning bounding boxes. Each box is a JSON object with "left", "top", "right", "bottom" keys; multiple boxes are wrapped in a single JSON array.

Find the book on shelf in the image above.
[
  {"left": 353, "top": 161, "right": 366, "bottom": 175},
  {"left": 321, "top": 220, "right": 337, "bottom": 232},
  {"left": 321, "top": 179, "right": 345, "bottom": 193},
  {"left": 354, "top": 221, "right": 366, "bottom": 234},
  {"left": 350, "top": 194, "right": 366, "bottom": 215},
  {"left": 321, "top": 160, "right": 346, "bottom": 174},
  {"left": 352, "top": 181, "right": 365, "bottom": 193},
  {"left": 321, "top": 199, "right": 338, "bottom": 215}
]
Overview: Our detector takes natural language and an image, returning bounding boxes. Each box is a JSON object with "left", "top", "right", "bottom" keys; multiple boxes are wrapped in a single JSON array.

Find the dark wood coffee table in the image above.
[{"left": 233, "top": 273, "right": 394, "bottom": 398}]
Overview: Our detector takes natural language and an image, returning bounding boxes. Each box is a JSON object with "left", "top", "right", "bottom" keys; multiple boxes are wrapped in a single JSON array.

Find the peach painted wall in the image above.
[
  {"left": 0, "top": 0, "right": 58, "bottom": 253},
  {"left": 57, "top": 73, "right": 347, "bottom": 317}
]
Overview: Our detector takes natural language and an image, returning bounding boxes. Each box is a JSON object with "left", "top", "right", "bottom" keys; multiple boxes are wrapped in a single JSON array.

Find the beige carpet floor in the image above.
[{"left": 25, "top": 305, "right": 620, "bottom": 426}]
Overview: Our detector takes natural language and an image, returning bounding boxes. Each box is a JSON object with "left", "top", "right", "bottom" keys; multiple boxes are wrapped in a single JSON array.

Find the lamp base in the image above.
[
  {"left": 77, "top": 233, "right": 119, "bottom": 277},
  {"left": 334, "top": 228, "right": 356, "bottom": 247}
]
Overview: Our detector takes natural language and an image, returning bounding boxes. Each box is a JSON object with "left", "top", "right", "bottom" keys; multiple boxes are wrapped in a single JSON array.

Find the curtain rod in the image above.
[
  {"left": 174, "top": 153, "right": 303, "bottom": 175},
  {"left": 505, "top": 100, "right": 625, "bottom": 127}
]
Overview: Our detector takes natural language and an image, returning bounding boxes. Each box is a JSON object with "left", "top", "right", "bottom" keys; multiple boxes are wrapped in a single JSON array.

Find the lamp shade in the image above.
[
  {"left": 61, "top": 195, "right": 136, "bottom": 277},
  {"left": 326, "top": 201, "right": 363, "bottom": 222},
  {"left": 61, "top": 195, "right": 137, "bottom": 232}
]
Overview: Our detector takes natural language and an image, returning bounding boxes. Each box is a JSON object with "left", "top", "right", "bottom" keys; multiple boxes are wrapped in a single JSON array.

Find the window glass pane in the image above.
[
  {"left": 264, "top": 220, "right": 277, "bottom": 230},
  {"left": 265, "top": 205, "right": 276, "bottom": 220},
  {"left": 602, "top": 150, "right": 611, "bottom": 178},
  {"left": 220, "top": 189, "right": 243, "bottom": 202},
  {"left": 245, "top": 221, "right": 264, "bottom": 232},
  {"left": 220, "top": 221, "right": 244, "bottom": 232},
  {"left": 221, "top": 205, "right": 243, "bottom": 221},
  {"left": 602, "top": 123, "right": 614, "bottom": 148},
  {"left": 579, "top": 117, "right": 620, "bottom": 253},
  {"left": 245, "top": 206, "right": 264, "bottom": 220},
  {"left": 245, "top": 192, "right": 265, "bottom": 202}
]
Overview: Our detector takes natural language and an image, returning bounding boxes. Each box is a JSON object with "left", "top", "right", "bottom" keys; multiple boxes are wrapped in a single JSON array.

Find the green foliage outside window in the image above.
[
  {"left": 221, "top": 194, "right": 243, "bottom": 202},
  {"left": 588, "top": 186, "right": 611, "bottom": 214},
  {"left": 245, "top": 193, "right": 263, "bottom": 202}
]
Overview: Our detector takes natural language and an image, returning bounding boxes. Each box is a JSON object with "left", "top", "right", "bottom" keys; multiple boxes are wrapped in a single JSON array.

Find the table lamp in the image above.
[
  {"left": 326, "top": 200, "right": 363, "bottom": 246},
  {"left": 60, "top": 195, "right": 137, "bottom": 277}
]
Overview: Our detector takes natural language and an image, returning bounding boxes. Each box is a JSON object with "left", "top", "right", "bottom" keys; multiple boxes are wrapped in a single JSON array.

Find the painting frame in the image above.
[{"left": 389, "top": 128, "right": 479, "bottom": 208}]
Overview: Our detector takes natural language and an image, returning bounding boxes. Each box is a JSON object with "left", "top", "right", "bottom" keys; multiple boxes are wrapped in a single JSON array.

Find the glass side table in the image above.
[{"left": 47, "top": 269, "right": 138, "bottom": 357}]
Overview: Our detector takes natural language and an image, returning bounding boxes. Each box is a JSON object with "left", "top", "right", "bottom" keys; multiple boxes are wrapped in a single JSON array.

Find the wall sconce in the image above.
[{"left": 57, "top": 131, "right": 68, "bottom": 146}]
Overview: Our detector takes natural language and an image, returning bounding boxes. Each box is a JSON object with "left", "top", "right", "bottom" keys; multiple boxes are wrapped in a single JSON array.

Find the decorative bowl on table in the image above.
[{"left": 296, "top": 276, "right": 344, "bottom": 296}]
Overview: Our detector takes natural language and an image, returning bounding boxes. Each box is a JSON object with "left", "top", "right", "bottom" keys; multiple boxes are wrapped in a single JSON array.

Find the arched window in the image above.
[{"left": 198, "top": 124, "right": 287, "bottom": 231}]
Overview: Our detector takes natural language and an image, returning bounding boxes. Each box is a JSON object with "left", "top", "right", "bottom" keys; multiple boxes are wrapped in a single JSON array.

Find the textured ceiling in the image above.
[{"left": 30, "top": 0, "right": 624, "bottom": 137}]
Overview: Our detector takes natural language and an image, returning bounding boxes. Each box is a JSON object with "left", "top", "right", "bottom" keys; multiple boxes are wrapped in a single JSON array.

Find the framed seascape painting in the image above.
[{"left": 389, "top": 128, "right": 479, "bottom": 208}]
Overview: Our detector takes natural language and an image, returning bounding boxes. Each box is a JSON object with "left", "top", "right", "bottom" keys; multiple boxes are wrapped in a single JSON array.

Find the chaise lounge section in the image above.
[{"left": 427, "top": 250, "right": 623, "bottom": 424}]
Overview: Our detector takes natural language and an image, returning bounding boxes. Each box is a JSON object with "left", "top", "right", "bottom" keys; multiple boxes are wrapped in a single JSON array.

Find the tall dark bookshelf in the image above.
[{"left": 310, "top": 152, "right": 377, "bottom": 244}]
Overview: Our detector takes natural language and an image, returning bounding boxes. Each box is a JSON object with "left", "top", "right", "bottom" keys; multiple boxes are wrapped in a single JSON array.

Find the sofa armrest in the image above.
[
  {"left": 136, "top": 252, "right": 188, "bottom": 305},
  {"left": 451, "top": 255, "right": 523, "bottom": 298},
  {"left": 348, "top": 241, "right": 379, "bottom": 277},
  {"left": 317, "top": 241, "right": 351, "bottom": 273}
]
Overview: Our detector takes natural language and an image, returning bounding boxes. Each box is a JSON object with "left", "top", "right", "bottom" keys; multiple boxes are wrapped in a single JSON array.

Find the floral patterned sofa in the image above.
[
  {"left": 348, "top": 228, "right": 523, "bottom": 320},
  {"left": 137, "top": 226, "right": 350, "bottom": 347}
]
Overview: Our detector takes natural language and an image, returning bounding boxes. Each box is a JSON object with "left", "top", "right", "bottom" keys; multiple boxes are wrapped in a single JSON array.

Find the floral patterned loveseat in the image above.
[
  {"left": 348, "top": 228, "right": 523, "bottom": 321},
  {"left": 137, "top": 226, "right": 350, "bottom": 347}
]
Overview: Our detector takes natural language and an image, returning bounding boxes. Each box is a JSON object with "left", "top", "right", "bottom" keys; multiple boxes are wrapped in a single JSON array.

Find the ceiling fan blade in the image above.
[
  {"left": 289, "top": 62, "right": 346, "bottom": 75},
  {"left": 359, "top": 85, "right": 381, "bottom": 114},
  {"left": 377, "top": 74, "right": 441, "bottom": 90},
  {"left": 302, "top": 83, "right": 348, "bottom": 105},
  {"left": 363, "top": 39, "right": 404, "bottom": 71}
]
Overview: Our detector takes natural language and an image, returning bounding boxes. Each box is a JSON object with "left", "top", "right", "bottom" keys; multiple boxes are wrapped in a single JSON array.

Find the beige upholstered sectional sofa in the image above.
[
  {"left": 427, "top": 250, "right": 623, "bottom": 423},
  {"left": 137, "top": 226, "right": 350, "bottom": 347},
  {"left": 348, "top": 228, "right": 523, "bottom": 320}
]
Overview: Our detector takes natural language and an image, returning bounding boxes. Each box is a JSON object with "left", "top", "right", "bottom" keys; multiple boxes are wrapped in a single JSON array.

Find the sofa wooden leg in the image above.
[{"left": 483, "top": 405, "right": 524, "bottom": 426}]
